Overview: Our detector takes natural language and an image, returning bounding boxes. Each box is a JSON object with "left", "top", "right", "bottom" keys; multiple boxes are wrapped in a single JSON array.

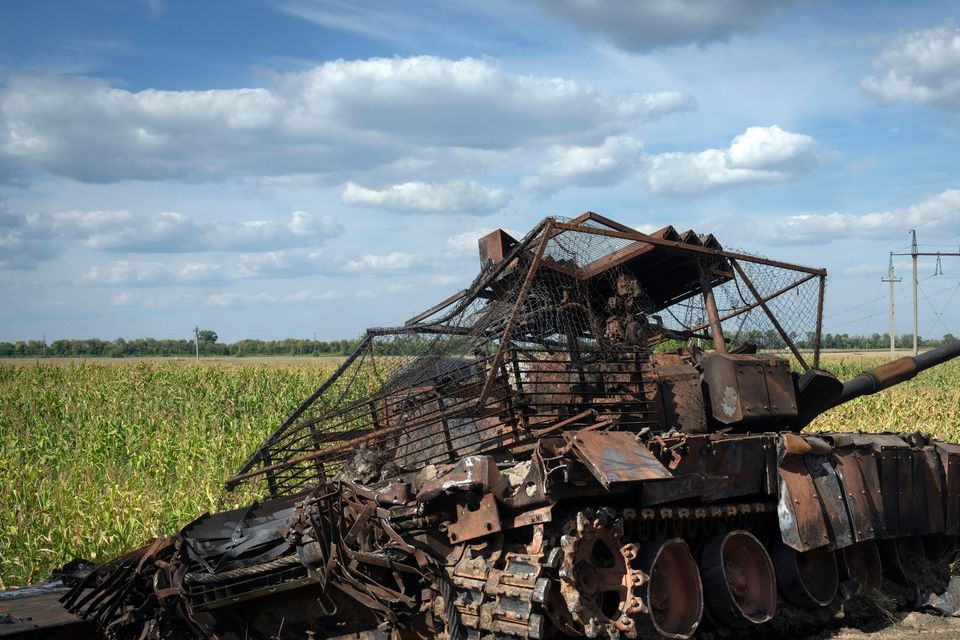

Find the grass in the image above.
[{"left": 0, "top": 354, "right": 958, "bottom": 589}]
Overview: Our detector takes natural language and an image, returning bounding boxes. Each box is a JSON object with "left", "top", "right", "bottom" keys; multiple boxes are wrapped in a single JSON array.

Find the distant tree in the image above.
[{"left": 197, "top": 329, "right": 218, "bottom": 344}]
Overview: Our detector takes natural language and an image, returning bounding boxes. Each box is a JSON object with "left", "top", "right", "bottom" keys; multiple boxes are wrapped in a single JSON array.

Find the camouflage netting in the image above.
[{"left": 229, "top": 215, "right": 824, "bottom": 497}]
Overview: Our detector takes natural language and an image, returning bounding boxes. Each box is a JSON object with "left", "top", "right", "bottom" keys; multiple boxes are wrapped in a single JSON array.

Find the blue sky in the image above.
[{"left": 2, "top": 0, "right": 960, "bottom": 342}]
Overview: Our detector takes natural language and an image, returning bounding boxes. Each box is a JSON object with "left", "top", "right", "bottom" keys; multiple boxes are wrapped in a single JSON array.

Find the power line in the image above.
[
  {"left": 918, "top": 279, "right": 960, "bottom": 338},
  {"left": 891, "top": 230, "right": 960, "bottom": 353}
]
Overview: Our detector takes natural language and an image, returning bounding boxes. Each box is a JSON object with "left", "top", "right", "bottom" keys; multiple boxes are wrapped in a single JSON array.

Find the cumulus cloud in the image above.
[
  {"left": 80, "top": 246, "right": 344, "bottom": 286},
  {"left": 535, "top": 0, "right": 801, "bottom": 52},
  {"left": 755, "top": 189, "right": 960, "bottom": 245},
  {"left": 343, "top": 251, "right": 420, "bottom": 273},
  {"left": 207, "top": 289, "right": 342, "bottom": 307},
  {"left": 0, "top": 209, "right": 341, "bottom": 269},
  {"left": 50, "top": 209, "right": 341, "bottom": 252},
  {"left": 234, "top": 248, "right": 334, "bottom": 279},
  {"left": 109, "top": 291, "right": 186, "bottom": 309},
  {"left": 81, "top": 261, "right": 232, "bottom": 286},
  {"left": 0, "top": 57, "right": 693, "bottom": 184},
  {"left": 341, "top": 180, "right": 510, "bottom": 214},
  {"left": 644, "top": 125, "right": 819, "bottom": 196},
  {"left": 520, "top": 126, "right": 818, "bottom": 196},
  {"left": 0, "top": 209, "right": 58, "bottom": 269},
  {"left": 522, "top": 135, "right": 644, "bottom": 194},
  {"left": 862, "top": 21, "right": 960, "bottom": 110}
]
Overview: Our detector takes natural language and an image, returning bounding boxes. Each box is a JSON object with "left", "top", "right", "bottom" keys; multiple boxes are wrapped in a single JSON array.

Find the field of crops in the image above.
[{"left": 1, "top": 355, "right": 958, "bottom": 590}]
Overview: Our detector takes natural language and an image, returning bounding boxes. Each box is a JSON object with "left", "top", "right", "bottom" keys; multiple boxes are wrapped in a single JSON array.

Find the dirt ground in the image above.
[{"left": 810, "top": 613, "right": 960, "bottom": 640}]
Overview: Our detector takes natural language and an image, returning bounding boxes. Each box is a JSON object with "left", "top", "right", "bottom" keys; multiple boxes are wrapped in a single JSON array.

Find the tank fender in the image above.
[{"left": 777, "top": 433, "right": 954, "bottom": 552}]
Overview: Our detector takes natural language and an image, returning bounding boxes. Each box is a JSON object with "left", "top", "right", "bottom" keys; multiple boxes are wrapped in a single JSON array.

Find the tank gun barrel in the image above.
[{"left": 835, "top": 340, "right": 960, "bottom": 406}]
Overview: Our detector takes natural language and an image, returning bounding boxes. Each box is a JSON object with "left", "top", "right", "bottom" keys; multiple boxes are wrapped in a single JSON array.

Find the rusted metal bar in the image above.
[
  {"left": 404, "top": 289, "right": 467, "bottom": 326},
  {"left": 730, "top": 259, "right": 810, "bottom": 370},
  {"left": 699, "top": 262, "right": 728, "bottom": 353},
  {"left": 531, "top": 409, "right": 597, "bottom": 437},
  {"left": 814, "top": 274, "right": 826, "bottom": 368},
  {"left": 552, "top": 221, "right": 826, "bottom": 276},
  {"left": 476, "top": 220, "right": 554, "bottom": 410}
]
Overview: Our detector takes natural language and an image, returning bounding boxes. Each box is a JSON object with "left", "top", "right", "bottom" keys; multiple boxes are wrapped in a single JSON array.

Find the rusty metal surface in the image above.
[
  {"left": 702, "top": 353, "right": 798, "bottom": 425},
  {"left": 564, "top": 430, "right": 673, "bottom": 488},
  {"left": 832, "top": 445, "right": 886, "bottom": 541}
]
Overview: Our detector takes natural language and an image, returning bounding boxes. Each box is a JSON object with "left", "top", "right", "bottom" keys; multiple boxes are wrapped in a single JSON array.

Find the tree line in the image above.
[
  {"left": 0, "top": 337, "right": 364, "bottom": 358},
  {"left": 1, "top": 331, "right": 956, "bottom": 359},
  {"left": 737, "top": 330, "right": 957, "bottom": 351}
]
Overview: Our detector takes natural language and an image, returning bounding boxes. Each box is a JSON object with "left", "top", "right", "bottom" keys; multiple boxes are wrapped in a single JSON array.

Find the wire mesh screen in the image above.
[{"left": 228, "top": 216, "right": 824, "bottom": 497}]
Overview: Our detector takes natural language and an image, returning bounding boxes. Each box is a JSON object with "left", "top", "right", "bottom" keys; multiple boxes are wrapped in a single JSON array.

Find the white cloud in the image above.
[
  {"left": 756, "top": 189, "right": 960, "bottom": 245},
  {"left": 109, "top": 291, "right": 190, "bottom": 309},
  {"left": 862, "top": 20, "right": 960, "bottom": 110},
  {"left": 0, "top": 57, "right": 692, "bottom": 184},
  {"left": 520, "top": 126, "right": 817, "bottom": 196},
  {"left": 81, "top": 261, "right": 231, "bottom": 286},
  {"left": 0, "top": 209, "right": 58, "bottom": 269},
  {"left": 535, "top": 0, "right": 801, "bottom": 52},
  {"left": 522, "top": 135, "right": 644, "bottom": 194},
  {"left": 79, "top": 247, "right": 342, "bottom": 286},
  {"left": 49, "top": 209, "right": 340, "bottom": 252},
  {"left": 341, "top": 180, "right": 510, "bottom": 214},
  {"left": 644, "top": 125, "right": 818, "bottom": 196},
  {"left": 0, "top": 208, "right": 341, "bottom": 269},
  {"left": 430, "top": 274, "right": 467, "bottom": 286},
  {"left": 206, "top": 289, "right": 343, "bottom": 307},
  {"left": 343, "top": 251, "right": 419, "bottom": 273},
  {"left": 235, "top": 248, "right": 332, "bottom": 279}
]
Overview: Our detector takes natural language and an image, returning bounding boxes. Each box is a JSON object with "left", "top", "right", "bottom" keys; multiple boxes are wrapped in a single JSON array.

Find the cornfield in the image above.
[{"left": 0, "top": 356, "right": 958, "bottom": 589}]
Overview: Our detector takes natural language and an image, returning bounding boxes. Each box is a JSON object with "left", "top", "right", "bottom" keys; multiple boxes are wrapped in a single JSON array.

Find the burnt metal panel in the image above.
[
  {"left": 940, "top": 447, "right": 960, "bottom": 536},
  {"left": 702, "top": 354, "right": 798, "bottom": 425},
  {"left": 879, "top": 448, "right": 902, "bottom": 537},
  {"left": 950, "top": 451, "right": 960, "bottom": 536},
  {"left": 920, "top": 447, "right": 946, "bottom": 535},
  {"left": 855, "top": 446, "right": 887, "bottom": 539},
  {"left": 897, "top": 449, "right": 915, "bottom": 537},
  {"left": 805, "top": 454, "right": 855, "bottom": 550},
  {"left": 778, "top": 452, "right": 831, "bottom": 551},
  {"left": 478, "top": 229, "right": 519, "bottom": 265},
  {"left": 564, "top": 431, "right": 674, "bottom": 489},
  {"left": 704, "top": 436, "right": 767, "bottom": 501},
  {"left": 833, "top": 447, "right": 880, "bottom": 542}
]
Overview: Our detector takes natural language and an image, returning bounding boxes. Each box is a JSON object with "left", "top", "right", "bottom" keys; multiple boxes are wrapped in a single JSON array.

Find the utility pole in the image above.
[
  {"left": 891, "top": 231, "right": 960, "bottom": 355},
  {"left": 911, "top": 230, "right": 918, "bottom": 355},
  {"left": 193, "top": 326, "right": 200, "bottom": 361},
  {"left": 881, "top": 253, "right": 901, "bottom": 359}
]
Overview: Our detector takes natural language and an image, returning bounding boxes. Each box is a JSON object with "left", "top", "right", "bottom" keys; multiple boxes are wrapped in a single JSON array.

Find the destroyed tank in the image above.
[{"left": 16, "top": 213, "right": 960, "bottom": 640}]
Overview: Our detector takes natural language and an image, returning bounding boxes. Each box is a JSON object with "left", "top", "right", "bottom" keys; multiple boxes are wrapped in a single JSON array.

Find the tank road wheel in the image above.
[
  {"left": 840, "top": 541, "right": 883, "bottom": 593},
  {"left": 559, "top": 510, "right": 645, "bottom": 638},
  {"left": 772, "top": 543, "right": 838, "bottom": 608},
  {"left": 634, "top": 538, "right": 703, "bottom": 640},
  {"left": 700, "top": 530, "right": 777, "bottom": 627}
]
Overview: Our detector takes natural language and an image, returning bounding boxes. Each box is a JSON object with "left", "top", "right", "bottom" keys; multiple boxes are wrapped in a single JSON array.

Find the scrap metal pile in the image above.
[{"left": 14, "top": 212, "right": 960, "bottom": 640}]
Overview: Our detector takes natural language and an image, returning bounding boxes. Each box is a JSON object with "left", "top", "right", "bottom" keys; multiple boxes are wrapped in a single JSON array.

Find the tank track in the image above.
[{"left": 438, "top": 503, "right": 956, "bottom": 640}]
